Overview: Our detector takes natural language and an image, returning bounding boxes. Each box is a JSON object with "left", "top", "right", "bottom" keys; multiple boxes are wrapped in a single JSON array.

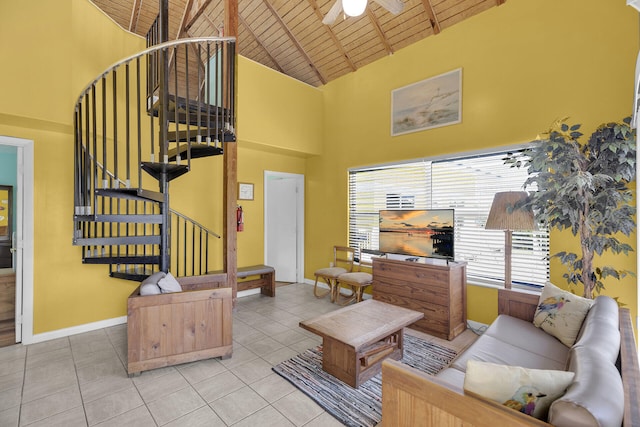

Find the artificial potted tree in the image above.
[{"left": 506, "top": 117, "right": 636, "bottom": 299}]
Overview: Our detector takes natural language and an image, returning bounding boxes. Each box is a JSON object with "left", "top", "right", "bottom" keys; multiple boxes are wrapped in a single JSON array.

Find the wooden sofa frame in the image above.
[
  {"left": 381, "top": 288, "right": 640, "bottom": 427},
  {"left": 127, "top": 273, "right": 233, "bottom": 375}
]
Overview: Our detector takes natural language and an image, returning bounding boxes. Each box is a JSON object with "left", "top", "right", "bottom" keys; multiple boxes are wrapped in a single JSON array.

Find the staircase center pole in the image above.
[{"left": 159, "top": 0, "right": 170, "bottom": 273}]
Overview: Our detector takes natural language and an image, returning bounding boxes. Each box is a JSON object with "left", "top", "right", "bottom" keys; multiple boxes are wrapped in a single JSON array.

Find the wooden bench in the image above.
[{"left": 236, "top": 264, "right": 276, "bottom": 296}]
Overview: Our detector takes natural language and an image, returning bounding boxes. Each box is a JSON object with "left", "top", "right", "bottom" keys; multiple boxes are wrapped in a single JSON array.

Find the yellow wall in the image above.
[{"left": 308, "top": 0, "right": 639, "bottom": 323}]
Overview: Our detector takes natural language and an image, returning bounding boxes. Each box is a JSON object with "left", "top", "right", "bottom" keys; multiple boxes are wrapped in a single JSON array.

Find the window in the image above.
[{"left": 348, "top": 149, "right": 550, "bottom": 289}]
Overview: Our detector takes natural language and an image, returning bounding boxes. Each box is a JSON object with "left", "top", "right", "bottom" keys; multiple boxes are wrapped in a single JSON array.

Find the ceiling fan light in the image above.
[{"left": 343, "top": 0, "right": 367, "bottom": 17}]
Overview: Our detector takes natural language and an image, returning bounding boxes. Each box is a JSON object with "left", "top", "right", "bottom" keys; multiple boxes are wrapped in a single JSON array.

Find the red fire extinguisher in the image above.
[{"left": 237, "top": 205, "right": 244, "bottom": 232}]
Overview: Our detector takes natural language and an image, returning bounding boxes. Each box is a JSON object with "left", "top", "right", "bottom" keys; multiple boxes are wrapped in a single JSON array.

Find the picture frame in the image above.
[
  {"left": 391, "top": 68, "right": 462, "bottom": 136},
  {"left": 238, "top": 182, "right": 254, "bottom": 200}
]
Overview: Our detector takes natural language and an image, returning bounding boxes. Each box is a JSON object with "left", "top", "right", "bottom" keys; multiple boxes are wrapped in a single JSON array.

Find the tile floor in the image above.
[{"left": 0, "top": 283, "right": 476, "bottom": 426}]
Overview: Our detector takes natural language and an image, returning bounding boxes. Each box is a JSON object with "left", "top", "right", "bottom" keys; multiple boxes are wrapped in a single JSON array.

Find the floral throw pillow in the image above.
[
  {"left": 533, "top": 282, "right": 594, "bottom": 347},
  {"left": 464, "top": 360, "right": 574, "bottom": 420}
]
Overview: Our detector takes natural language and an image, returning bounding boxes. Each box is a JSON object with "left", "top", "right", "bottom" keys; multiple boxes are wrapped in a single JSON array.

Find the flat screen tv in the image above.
[{"left": 379, "top": 209, "right": 454, "bottom": 260}]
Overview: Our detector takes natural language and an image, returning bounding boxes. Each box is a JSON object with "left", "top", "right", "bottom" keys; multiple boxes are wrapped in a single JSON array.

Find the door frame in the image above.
[
  {"left": 264, "top": 171, "right": 305, "bottom": 283},
  {"left": 0, "top": 136, "right": 34, "bottom": 345}
]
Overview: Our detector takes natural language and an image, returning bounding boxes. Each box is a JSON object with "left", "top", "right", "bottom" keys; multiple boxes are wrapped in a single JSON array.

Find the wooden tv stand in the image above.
[{"left": 372, "top": 258, "right": 467, "bottom": 340}]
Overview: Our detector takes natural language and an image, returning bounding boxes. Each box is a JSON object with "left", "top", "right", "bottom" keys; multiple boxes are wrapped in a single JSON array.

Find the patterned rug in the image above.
[{"left": 272, "top": 333, "right": 457, "bottom": 427}]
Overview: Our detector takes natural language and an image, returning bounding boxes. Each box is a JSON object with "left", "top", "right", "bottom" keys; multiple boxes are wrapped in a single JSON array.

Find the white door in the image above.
[{"left": 265, "top": 172, "right": 304, "bottom": 283}]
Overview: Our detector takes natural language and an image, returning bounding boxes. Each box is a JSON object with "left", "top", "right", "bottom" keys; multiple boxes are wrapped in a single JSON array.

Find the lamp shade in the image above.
[
  {"left": 343, "top": 0, "right": 367, "bottom": 17},
  {"left": 485, "top": 191, "right": 535, "bottom": 231}
]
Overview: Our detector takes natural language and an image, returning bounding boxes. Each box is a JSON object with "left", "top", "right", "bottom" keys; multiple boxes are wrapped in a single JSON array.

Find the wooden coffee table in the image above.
[{"left": 299, "top": 299, "right": 424, "bottom": 387}]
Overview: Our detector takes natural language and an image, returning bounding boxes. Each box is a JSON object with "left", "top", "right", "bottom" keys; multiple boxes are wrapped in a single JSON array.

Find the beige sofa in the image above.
[{"left": 381, "top": 289, "right": 640, "bottom": 426}]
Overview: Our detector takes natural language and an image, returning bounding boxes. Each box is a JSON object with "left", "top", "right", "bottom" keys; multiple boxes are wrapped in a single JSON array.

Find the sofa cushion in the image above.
[
  {"left": 549, "top": 346, "right": 624, "bottom": 427},
  {"left": 139, "top": 271, "right": 166, "bottom": 296},
  {"left": 464, "top": 360, "right": 574, "bottom": 420},
  {"left": 533, "top": 282, "right": 594, "bottom": 347},
  {"left": 572, "top": 295, "right": 620, "bottom": 364},
  {"left": 485, "top": 314, "right": 569, "bottom": 365},
  {"left": 158, "top": 272, "right": 182, "bottom": 293},
  {"left": 452, "top": 334, "right": 566, "bottom": 372}
]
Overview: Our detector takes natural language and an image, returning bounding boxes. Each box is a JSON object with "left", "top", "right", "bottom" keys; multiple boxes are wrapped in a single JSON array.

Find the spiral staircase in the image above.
[{"left": 72, "top": 15, "right": 236, "bottom": 282}]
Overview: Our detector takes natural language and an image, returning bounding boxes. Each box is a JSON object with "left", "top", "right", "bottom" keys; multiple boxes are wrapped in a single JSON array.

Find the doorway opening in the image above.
[{"left": 0, "top": 136, "right": 34, "bottom": 346}]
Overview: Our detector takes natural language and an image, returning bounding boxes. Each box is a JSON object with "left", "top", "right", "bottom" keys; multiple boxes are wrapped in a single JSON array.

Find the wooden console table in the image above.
[
  {"left": 372, "top": 258, "right": 467, "bottom": 340},
  {"left": 299, "top": 299, "right": 423, "bottom": 388}
]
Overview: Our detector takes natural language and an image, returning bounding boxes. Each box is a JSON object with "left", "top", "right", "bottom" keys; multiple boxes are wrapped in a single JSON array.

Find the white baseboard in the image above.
[{"left": 28, "top": 316, "right": 127, "bottom": 345}]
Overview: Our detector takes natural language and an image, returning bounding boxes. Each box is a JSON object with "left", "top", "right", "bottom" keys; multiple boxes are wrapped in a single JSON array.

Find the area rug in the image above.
[{"left": 272, "top": 334, "right": 457, "bottom": 427}]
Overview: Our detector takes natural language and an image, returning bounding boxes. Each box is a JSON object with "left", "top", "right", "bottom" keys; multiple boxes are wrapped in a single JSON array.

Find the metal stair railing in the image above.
[
  {"left": 73, "top": 36, "right": 236, "bottom": 280},
  {"left": 73, "top": 36, "right": 236, "bottom": 216}
]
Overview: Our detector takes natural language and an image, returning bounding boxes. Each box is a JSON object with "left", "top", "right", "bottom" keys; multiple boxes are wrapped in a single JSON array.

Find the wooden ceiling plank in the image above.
[
  {"left": 262, "top": 0, "right": 326, "bottom": 85},
  {"left": 366, "top": 8, "right": 393, "bottom": 55},
  {"left": 421, "top": 0, "right": 441, "bottom": 34},
  {"left": 308, "top": 0, "right": 356, "bottom": 72},
  {"left": 129, "top": 0, "right": 142, "bottom": 32},
  {"left": 239, "top": 14, "right": 285, "bottom": 73}
]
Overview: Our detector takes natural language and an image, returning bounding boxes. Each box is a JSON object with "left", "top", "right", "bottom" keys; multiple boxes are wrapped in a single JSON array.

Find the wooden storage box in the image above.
[
  {"left": 127, "top": 274, "right": 232, "bottom": 375},
  {"left": 373, "top": 258, "right": 467, "bottom": 340}
]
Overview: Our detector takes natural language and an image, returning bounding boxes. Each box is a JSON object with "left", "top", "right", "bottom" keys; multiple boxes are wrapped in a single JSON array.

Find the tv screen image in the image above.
[{"left": 379, "top": 209, "right": 454, "bottom": 260}]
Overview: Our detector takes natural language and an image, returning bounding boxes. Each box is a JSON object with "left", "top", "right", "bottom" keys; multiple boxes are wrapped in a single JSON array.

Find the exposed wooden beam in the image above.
[
  {"left": 183, "top": 0, "right": 213, "bottom": 32},
  {"left": 366, "top": 7, "right": 393, "bottom": 55},
  {"left": 308, "top": 0, "right": 356, "bottom": 72},
  {"left": 129, "top": 0, "right": 142, "bottom": 32},
  {"left": 178, "top": 0, "right": 196, "bottom": 38},
  {"left": 262, "top": 0, "right": 326, "bottom": 85},
  {"left": 239, "top": 14, "right": 285, "bottom": 73},
  {"left": 421, "top": 0, "right": 441, "bottom": 34}
]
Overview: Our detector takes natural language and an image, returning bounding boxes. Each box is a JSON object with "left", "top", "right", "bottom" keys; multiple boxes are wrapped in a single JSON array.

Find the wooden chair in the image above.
[
  {"left": 336, "top": 256, "right": 378, "bottom": 305},
  {"left": 313, "top": 246, "right": 355, "bottom": 303}
]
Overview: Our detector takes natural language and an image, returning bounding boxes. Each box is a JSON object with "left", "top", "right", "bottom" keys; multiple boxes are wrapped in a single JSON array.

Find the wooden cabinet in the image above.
[{"left": 372, "top": 258, "right": 467, "bottom": 340}]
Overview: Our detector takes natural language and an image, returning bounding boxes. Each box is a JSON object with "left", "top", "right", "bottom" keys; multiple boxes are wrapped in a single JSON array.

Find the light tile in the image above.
[
  {"left": 261, "top": 346, "right": 299, "bottom": 366},
  {"left": 250, "top": 373, "right": 295, "bottom": 403},
  {"left": 92, "top": 406, "right": 155, "bottom": 427},
  {"left": 242, "top": 336, "right": 285, "bottom": 356},
  {"left": 218, "top": 344, "right": 258, "bottom": 369},
  {"left": 0, "top": 344, "right": 26, "bottom": 363},
  {"left": 271, "top": 389, "right": 323, "bottom": 427},
  {"left": 163, "top": 406, "right": 226, "bottom": 427},
  {"left": 232, "top": 405, "right": 295, "bottom": 427},
  {"left": 20, "top": 385, "right": 82, "bottom": 426},
  {"left": 229, "top": 357, "right": 274, "bottom": 384},
  {"left": 192, "top": 371, "right": 245, "bottom": 403},
  {"left": 0, "top": 386, "right": 21, "bottom": 412},
  {"left": 22, "top": 370, "right": 78, "bottom": 404},
  {"left": 80, "top": 374, "right": 134, "bottom": 404},
  {"left": 84, "top": 386, "right": 143, "bottom": 425},
  {"left": 0, "top": 405, "right": 19, "bottom": 427},
  {"left": 176, "top": 358, "right": 227, "bottom": 385},
  {"left": 134, "top": 368, "right": 189, "bottom": 403},
  {"left": 209, "top": 386, "right": 268, "bottom": 425},
  {"left": 146, "top": 386, "right": 205, "bottom": 426},
  {"left": 25, "top": 406, "right": 87, "bottom": 427},
  {"left": 270, "top": 329, "right": 308, "bottom": 346}
]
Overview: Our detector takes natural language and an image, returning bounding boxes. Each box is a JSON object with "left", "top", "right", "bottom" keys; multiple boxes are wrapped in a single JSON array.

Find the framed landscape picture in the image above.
[{"left": 391, "top": 68, "right": 462, "bottom": 136}]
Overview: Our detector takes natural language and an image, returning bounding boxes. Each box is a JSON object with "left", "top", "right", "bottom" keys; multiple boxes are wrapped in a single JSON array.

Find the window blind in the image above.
[{"left": 348, "top": 151, "right": 550, "bottom": 288}]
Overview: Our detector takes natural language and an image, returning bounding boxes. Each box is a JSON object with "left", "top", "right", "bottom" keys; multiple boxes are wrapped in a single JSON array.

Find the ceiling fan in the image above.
[{"left": 322, "top": 0, "right": 405, "bottom": 25}]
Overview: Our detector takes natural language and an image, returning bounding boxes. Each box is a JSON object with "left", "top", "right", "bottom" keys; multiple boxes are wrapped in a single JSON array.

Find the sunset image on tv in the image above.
[{"left": 379, "top": 209, "right": 454, "bottom": 259}]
